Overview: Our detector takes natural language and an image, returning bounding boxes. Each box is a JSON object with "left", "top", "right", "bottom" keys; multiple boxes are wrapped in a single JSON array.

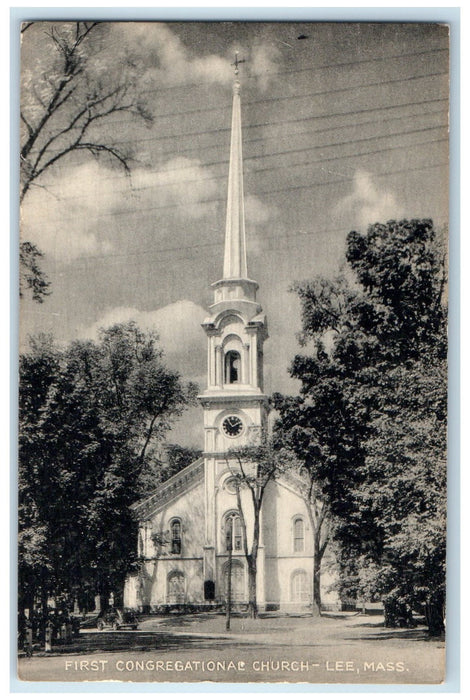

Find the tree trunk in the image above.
[
  {"left": 383, "top": 598, "right": 415, "bottom": 628},
  {"left": 247, "top": 558, "right": 258, "bottom": 619},
  {"left": 312, "top": 536, "right": 322, "bottom": 616},
  {"left": 425, "top": 592, "right": 445, "bottom": 636},
  {"left": 306, "top": 500, "right": 327, "bottom": 617}
]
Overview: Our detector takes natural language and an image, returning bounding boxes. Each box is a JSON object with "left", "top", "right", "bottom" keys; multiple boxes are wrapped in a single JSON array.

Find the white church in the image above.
[{"left": 124, "top": 67, "right": 339, "bottom": 613}]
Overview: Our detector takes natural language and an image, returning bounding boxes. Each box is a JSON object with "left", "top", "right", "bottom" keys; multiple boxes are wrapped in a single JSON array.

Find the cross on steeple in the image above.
[{"left": 231, "top": 51, "right": 246, "bottom": 76}]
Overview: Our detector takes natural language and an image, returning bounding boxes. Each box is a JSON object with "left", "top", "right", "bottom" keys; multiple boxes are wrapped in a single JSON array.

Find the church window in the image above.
[
  {"left": 225, "top": 477, "right": 238, "bottom": 494},
  {"left": 225, "top": 350, "right": 241, "bottom": 383},
  {"left": 225, "top": 512, "right": 242, "bottom": 552},
  {"left": 293, "top": 517, "right": 304, "bottom": 552},
  {"left": 291, "top": 569, "right": 309, "bottom": 603},
  {"left": 170, "top": 518, "right": 182, "bottom": 554}
]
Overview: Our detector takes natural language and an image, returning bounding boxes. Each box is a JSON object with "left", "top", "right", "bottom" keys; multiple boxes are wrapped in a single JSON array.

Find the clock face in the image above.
[{"left": 222, "top": 415, "right": 244, "bottom": 437}]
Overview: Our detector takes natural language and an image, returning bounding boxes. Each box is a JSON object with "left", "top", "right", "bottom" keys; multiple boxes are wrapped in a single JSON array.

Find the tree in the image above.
[
  {"left": 19, "top": 241, "right": 50, "bottom": 301},
  {"left": 158, "top": 444, "right": 203, "bottom": 484},
  {"left": 271, "top": 402, "right": 332, "bottom": 615},
  {"left": 20, "top": 21, "right": 152, "bottom": 300},
  {"left": 276, "top": 219, "right": 447, "bottom": 633},
  {"left": 18, "top": 334, "right": 60, "bottom": 613},
  {"left": 18, "top": 322, "right": 197, "bottom": 614},
  {"left": 225, "top": 438, "right": 288, "bottom": 618}
]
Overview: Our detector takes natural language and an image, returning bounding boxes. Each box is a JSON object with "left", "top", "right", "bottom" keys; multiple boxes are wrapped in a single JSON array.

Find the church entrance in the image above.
[
  {"left": 223, "top": 560, "right": 245, "bottom": 602},
  {"left": 167, "top": 571, "right": 185, "bottom": 604}
]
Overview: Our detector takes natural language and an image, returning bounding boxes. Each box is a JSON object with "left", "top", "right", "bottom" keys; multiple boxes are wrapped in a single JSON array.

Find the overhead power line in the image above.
[
  {"left": 26, "top": 150, "right": 447, "bottom": 226},
  {"left": 46, "top": 105, "right": 446, "bottom": 157},
  {"left": 35, "top": 95, "right": 448, "bottom": 170},
  {"left": 146, "top": 46, "right": 448, "bottom": 93},
  {"left": 33, "top": 125, "right": 447, "bottom": 203},
  {"left": 93, "top": 69, "right": 447, "bottom": 125}
]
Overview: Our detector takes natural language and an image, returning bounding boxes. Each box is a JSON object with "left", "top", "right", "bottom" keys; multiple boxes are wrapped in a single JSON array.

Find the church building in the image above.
[{"left": 124, "top": 66, "right": 338, "bottom": 613}]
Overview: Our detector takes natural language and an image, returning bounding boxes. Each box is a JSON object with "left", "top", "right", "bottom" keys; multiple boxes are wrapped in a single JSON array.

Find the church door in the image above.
[
  {"left": 167, "top": 571, "right": 185, "bottom": 604},
  {"left": 224, "top": 560, "right": 245, "bottom": 602}
]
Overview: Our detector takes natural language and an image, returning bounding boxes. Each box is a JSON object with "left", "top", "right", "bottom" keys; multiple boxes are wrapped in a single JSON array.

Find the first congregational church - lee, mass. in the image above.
[{"left": 123, "top": 65, "right": 338, "bottom": 613}]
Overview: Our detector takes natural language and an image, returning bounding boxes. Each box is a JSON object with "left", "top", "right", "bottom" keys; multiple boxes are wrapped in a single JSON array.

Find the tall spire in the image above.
[{"left": 223, "top": 56, "right": 247, "bottom": 280}]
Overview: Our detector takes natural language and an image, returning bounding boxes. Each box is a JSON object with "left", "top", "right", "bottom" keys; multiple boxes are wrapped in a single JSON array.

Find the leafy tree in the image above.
[
  {"left": 159, "top": 444, "right": 203, "bottom": 483},
  {"left": 18, "top": 322, "right": 197, "bottom": 614},
  {"left": 19, "top": 241, "right": 50, "bottom": 301},
  {"left": 18, "top": 334, "right": 60, "bottom": 612},
  {"left": 275, "top": 219, "right": 447, "bottom": 633},
  {"left": 271, "top": 406, "right": 332, "bottom": 615},
  {"left": 20, "top": 21, "right": 152, "bottom": 300}
]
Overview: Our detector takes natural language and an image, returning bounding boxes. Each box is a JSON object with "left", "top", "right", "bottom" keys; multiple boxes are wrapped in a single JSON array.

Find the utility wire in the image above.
[
  {"left": 33, "top": 130, "right": 448, "bottom": 205},
  {"left": 35, "top": 122, "right": 447, "bottom": 197},
  {"left": 37, "top": 69, "right": 445, "bottom": 137},
  {"left": 26, "top": 152, "right": 447, "bottom": 225},
  {"left": 145, "top": 46, "right": 448, "bottom": 93},
  {"left": 43, "top": 104, "right": 447, "bottom": 156}
]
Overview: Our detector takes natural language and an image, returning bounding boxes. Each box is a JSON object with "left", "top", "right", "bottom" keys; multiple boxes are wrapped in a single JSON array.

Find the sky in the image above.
[{"left": 19, "top": 21, "right": 449, "bottom": 447}]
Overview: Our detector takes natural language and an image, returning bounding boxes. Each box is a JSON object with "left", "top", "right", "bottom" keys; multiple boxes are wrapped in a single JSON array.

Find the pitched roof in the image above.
[{"left": 130, "top": 458, "right": 204, "bottom": 520}]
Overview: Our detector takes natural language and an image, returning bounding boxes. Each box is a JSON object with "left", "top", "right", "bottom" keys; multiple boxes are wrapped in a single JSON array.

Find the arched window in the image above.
[
  {"left": 291, "top": 569, "right": 309, "bottom": 603},
  {"left": 170, "top": 518, "right": 182, "bottom": 554},
  {"left": 225, "top": 350, "right": 241, "bottom": 384},
  {"left": 293, "top": 517, "right": 304, "bottom": 552},
  {"left": 225, "top": 512, "right": 242, "bottom": 552},
  {"left": 224, "top": 477, "right": 237, "bottom": 494}
]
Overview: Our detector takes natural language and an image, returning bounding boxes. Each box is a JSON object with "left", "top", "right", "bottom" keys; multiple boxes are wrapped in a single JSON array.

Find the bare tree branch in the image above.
[{"left": 20, "top": 21, "right": 152, "bottom": 302}]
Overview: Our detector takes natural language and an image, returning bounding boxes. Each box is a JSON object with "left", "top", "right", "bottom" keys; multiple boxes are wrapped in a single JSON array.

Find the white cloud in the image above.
[
  {"left": 245, "top": 194, "right": 274, "bottom": 225},
  {"left": 80, "top": 299, "right": 207, "bottom": 380},
  {"left": 128, "top": 157, "right": 220, "bottom": 221},
  {"left": 21, "top": 157, "right": 221, "bottom": 262},
  {"left": 20, "top": 160, "right": 119, "bottom": 262},
  {"left": 335, "top": 169, "right": 405, "bottom": 230},
  {"left": 249, "top": 43, "right": 281, "bottom": 92},
  {"left": 109, "top": 23, "right": 280, "bottom": 90}
]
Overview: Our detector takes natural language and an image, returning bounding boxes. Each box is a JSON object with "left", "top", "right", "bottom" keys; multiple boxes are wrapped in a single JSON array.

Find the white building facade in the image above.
[{"left": 124, "top": 72, "right": 339, "bottom": 613}]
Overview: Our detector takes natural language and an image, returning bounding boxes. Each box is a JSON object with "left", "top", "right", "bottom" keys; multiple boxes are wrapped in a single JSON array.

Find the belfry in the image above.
[{"left": 124, "top": 64, "right": 338, "bottom": 612}]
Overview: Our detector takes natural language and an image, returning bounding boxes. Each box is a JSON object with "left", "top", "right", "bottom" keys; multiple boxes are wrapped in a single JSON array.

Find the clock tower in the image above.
[{"left": 198, "top": 67, "right": 269, "bottom": 595}]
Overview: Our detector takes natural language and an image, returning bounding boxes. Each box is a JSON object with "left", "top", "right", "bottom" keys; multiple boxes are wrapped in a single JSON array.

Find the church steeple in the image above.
[
  {"left": 199, "top": 60, "right": 269, "bottom": 592},
  {"left": 211, "top": 56, "right": 259, "bottom": 307},
  {"left": 223, "top": 74, "right": 247, "bottom": 280},
  {"left": 200, "top": 56, "right": 268, "bottom": 403}
]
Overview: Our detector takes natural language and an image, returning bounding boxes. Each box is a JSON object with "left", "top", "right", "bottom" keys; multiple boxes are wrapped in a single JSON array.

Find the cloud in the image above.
[
  {"left": 128, "top": 157, "right": 220, "bottom": 221},
  {"left": 335, "top": 169, "right": 405, "bottom": 230},
  {"left": 20, "top": 161, "right": 121, "bottom": 262},
  {"left": 249, "top": 43, "right": 281, "bottom": 92},
  {"left": 108, "top": 23, "right": 280, "bottom": 90},
  {"left": 244, "top": 194, "right": 277, "bottom": 257},
  {"left": 244, "top": 194, "right": 275, "bottom": 225},
  {"left": 80, "top": 299, "right": 207, "bottom": 380},
  {"left": 21, "top": 157, "right": 221, "bottom": 262}
]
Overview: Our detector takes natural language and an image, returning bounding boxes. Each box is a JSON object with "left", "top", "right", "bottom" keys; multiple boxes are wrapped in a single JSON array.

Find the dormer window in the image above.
[
  {"left": 225, "top": 350, "right": 240, "bottom": 384},
  {"left": 170, "top": 518, "right": 182, "bottom": 554}
]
